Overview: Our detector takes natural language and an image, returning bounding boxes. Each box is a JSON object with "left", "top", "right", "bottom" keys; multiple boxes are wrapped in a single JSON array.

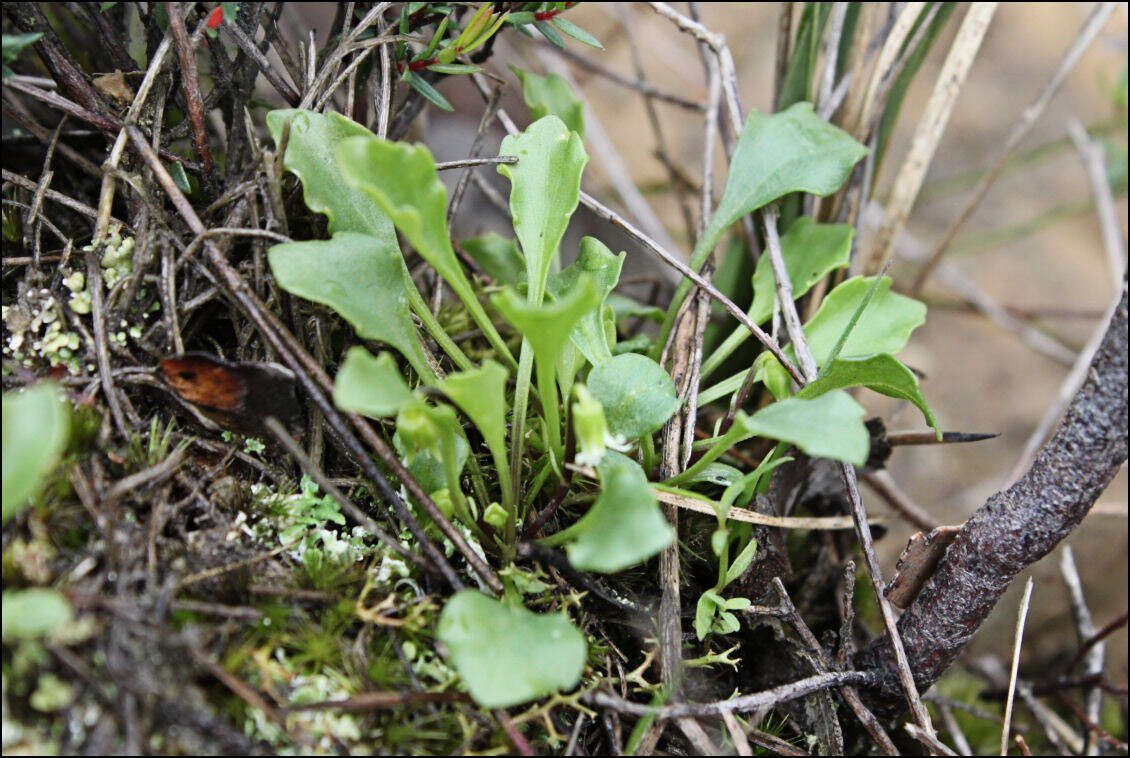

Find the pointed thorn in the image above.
[{"left": 887, "top": 430, "right": 1000, "bottom": 446}]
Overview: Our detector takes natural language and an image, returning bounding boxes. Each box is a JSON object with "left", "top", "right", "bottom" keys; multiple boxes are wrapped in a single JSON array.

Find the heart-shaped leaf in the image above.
[
  {"left": 548, "top": 237, "right": 624, "bottom": 366},
  {"left": 798, "top": 353, "right": 940, "bottom": 436},
  {"left": 587, "top": 353, "right": 679, "bottom": 440},
  {"left": 497, "top": 115, "right": 588, "bottom": 303},
  {"left": 333, "top": 347, "right": 414, "bottom": 418},
  {"left": 3, "top": 383, "right": 69, "bottom": 522},
  {"left": 438, "top": 590, "right": 586, "bottom": 708},
  {"left": 269, "top": 233, "right": 431, "bottom": 380},
  {"left": 554, "top": 452, "right": 674, "bottom": 573}
]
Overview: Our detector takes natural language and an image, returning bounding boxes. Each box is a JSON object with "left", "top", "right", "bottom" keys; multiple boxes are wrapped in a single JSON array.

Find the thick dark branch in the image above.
[{"left": 857, "top": 280, "right": 1128, "bottom": 717}]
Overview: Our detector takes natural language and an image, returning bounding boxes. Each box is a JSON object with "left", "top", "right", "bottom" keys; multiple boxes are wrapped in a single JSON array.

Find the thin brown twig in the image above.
[{"left": 166, "top": 4, "right": 215, "bottom": 181}]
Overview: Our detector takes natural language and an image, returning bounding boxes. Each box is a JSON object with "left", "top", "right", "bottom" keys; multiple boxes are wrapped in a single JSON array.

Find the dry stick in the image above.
[
  {"left": 1059, "top": 546, "right": 1105, "bottom": 756},
  {"left": 816, "top": 3, "right": 849, "bottom": 115},
  {"left": 125, "top": 127, "right": 501, "bottom": 596},
  {"left": 297, "top": 3, "right": 390, "bottom": 110},
  {"left": 841, "top": 461, "right": 937, "bottom": 737},
  {"left": 857, "top": 282, "right": 1128, "bottom": 718},
  {"left": 1007, "top": 287, "right": 1123, "bottom": 483},
  {"left": 1067, "top": 118, "right": 1127, "bottom": 290},
  {"left": 221, "top": 18, "right": 301, "bottom": 106},
  {"left": 166, "top": 4, "right": 215, "bottom": 181},
  {"left": 763, "top": 204, "right": 819, "bottom": 380},
  {"left": 585, "top": 670, "right": 875, "bottom": 719},
  {"left": 772, "top": 2, "right": 793, "bottom": 111},
  {"left": 906, "top": 723, "right": 959, "bottom": 757},
  {"left": 1001, "top": 577, "right": 1035, "bottom": 756},
  {"left": 910, "top": 1, "right": 1119, "bottom": 294},
  {"left": 861, "top": 469, "right": 938, "bottom": 532},
  {"left": 939, "top": 703, "right": 975, "bottom": 756},
  {"left": 852, "top": 2, "right": 926, "bottom": 140},
  {"left": 865, "top": 2, "right": 998, "bottom": 275}
]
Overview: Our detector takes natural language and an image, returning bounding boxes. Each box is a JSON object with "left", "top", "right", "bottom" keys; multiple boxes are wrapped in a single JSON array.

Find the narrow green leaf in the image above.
[
  {"left": 498, "top": 115, "right": 588, "bottom": 303},
  {"left": 777, "top": 4, "right": 832, "bottom": 109},
  {"left": 333, "top": 347, "right": 414, "bottom": 418},
  {"left": 505, "top": 11, "right": 537, "bottom": 25},
  {"left": 587, "top": 353, "right": 679, "bottom": 440},
  {"left": 269, "top": 233, "right": 431, "bottom": 380},
  {"left": 533, "top": 19, "right": 564, "bottom": 47},
  {"left": 438, "top": 590, "right": 586, "bottom": 707},
  {"left": 548, "top": 237, "right": 624, "bottom": 365},
  {"left": 402, "top": 70, "right": 453, "bottom": 111},
  {"left": 725, "top": 538, "right": 760, "bottom": 587},
  {"left": 819, "top": 268, "right": 888, "bottom": 370},
  {"left": 798, "top": 353, "right": 940, "bottom": 436},
  {"left": 560, "top": 452, "right": 675, "bottom": 573},
  {"left": 2, "top": 383, "right": 69, "bottom": 522},
  {"left": 426, "top": 62, "right": 481, "bottom": 74},
  {"left": 2, "top": 33, "right": 43, "bottom": 67},
  {"left": 550, "top": 17, "right": 603, "bottom": 49},
  {"left": 511, "top": 66, "right": 585, "bottom": 137}
]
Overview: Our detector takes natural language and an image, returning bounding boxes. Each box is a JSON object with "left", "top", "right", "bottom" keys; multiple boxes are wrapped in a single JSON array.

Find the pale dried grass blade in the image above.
[
  {"left": 1001, "top": 576, "right": 1035, "bottom": 756},
  {"left": 865, "top": 2, "right": 998, "bottom": 275}
]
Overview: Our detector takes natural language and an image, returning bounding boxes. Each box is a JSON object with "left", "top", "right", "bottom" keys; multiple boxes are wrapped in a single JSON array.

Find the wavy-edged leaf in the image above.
[
  {"left": 799, "top": 353, "right": 940, "bottom": 436},
  {"left": 266, "top": 109, "right": 395, "bottom": 239},
  {"left": 437, "top": 360, "right": 514, "bottom": 510},
  {"left": 2, "top": 383, "right": 69, "bottom": 522},
  {"left": 498, "top": 115, "right": 587, "bottom": 302},
  {"left": 548, "top": 237, "right": 624, "bottom": 365},
  {"left": 269, "top": 233, "right": 431, "bottom": 379},
  {"left": 587, "top": 353, "right": 679, "bottom": 440},
  {"left": 512, "top": 66, "right": 585, "bottom": 137},
  {"left": 333, "top": 347, "right": 414, "bottom": 418},
  {"left": 558, "top": 452, "right": 674, "bottom": 573},
  {"left": 339, "top": 135, "right": 513, "bottom": 366},
  {"left": 438, "top": 590, "right": 586, "bottom": 707}
]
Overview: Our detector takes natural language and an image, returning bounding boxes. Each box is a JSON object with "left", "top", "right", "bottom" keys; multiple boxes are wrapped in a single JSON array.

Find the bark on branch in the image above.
[{"left": 857, "top": 280, "right": 1128, "bottom": 718}]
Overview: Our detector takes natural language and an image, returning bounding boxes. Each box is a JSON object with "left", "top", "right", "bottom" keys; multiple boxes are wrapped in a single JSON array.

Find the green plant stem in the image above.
[
  {"left": 520, "top": 455, "right": 554, "bottom": 521},
  {"left": 665, "top": 423, "right": 753, "bottom": 486},
  {"left": 454, "top": 279, "right": 519, "bottom": 370},
  {"left": 404, "top": 277, "right": 474, "bottom": 371},
  {"left": 534, "top": 359, "right": 563, "bottom": 463},
  {"left": 698, "top": 368, "right": 747, "bottom": 407},
  {"left": 509, "top": 341, "right": 535, "bottom": 510},
  {"left": 701, "top": 306, "right": 764, "bottom": 379},
  {"left": 641, "top": 433, "right": 657, "bottom": 477}
]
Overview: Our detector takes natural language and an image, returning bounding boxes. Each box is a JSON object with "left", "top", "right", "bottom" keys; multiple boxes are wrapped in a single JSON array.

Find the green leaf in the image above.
[
  {"left": 3, "top": 383, "right": 69, "bottom": 522},
  {"left": 533, "top": 19, "right": 564, "bottom": 47},
  {"left": 607, "top": 293, "right": 663, "bottom": 324},
  {"left": 587, "top": 353, "right": 679, "bottom": 440},
  {"left": 548, "top": 237, "right": 624, "bottom": 366},
  {"left": 437, "top": 590, "right": 586, "bottom": 707},
  {"left": 694, "top": 593, "right": 717, "bottom": 640},
  {"left": 333, "top": 347, "right": 414, "bottom": 418},
  {"left": 2, "top": 33, "right": 42, "bottom": 67},
  {"left": 697, "top": 103, "right": 866, "bottom": 278},
  {"left": 799, "top": 276, "right": 927, "bottom": 368},
  {"left": 2, "top": 589, "right": 74, "bottom": 642},
  {"left": 497, "top": 115, "right": 588, "bottom": 303},
  {"left": 461, "top": 233, "right": 525, "bottom": 287},
  {"left": 559, "top": 452, "right": 674, "bottom": 573},
  {"left": 492, "top": 276, "right": 600, "bottom": 454},
  {"left": 550, "top": 17, "right": 603, "bottom": 49},
  {"left": 426, "top": 62, "right": 481, "bottom": 75},
  {"left": 339, "top": 135, "right": 514, "bottom": 366},
  {"left": 269, "top": 233, "right": 431, "bottom": 380},
  {"left": 266, "top": 109, "right": 396, "bottom": 239},
  {"left": 703, "top": 217, "right": 853, "bottom": 378},
  {"left": 798, "top": 353, "right": 940, "bottom": 436},
  {"left": 437, "top": 360, "right": 514, "bottom": 511},
  {"left": 725, "top": 539, "right": 760, "bottom": 587},
  {"left": 402, "top": 70, "right": 453, "bottom": 111},
  {"left": 662, "top": 103, "right": 867, "bottom": 351},
  {"left": 777, "top": 4, "right": 832, "bottom": 109},
  {"left": 674, "top": 391, "right": 868, "bottom": 482},
  {"left": 511, "top": 66, "right": 585, "bottom": 138}
]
